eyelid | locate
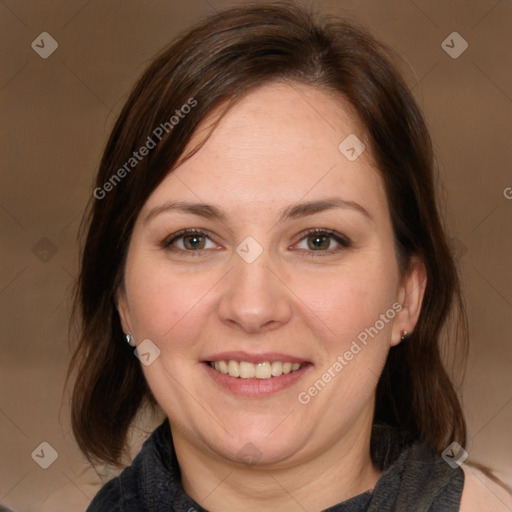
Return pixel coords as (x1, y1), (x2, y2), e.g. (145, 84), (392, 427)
(161, 228), (352, 256)
(161, 228), (220, 250)
(292, 228), (351, 257)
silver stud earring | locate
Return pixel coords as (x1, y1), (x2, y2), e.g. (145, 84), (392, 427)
(126, 333), (136, 346)
(400, 330), (409, 343)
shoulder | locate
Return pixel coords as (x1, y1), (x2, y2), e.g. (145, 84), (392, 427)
(86, 465), (144, 511)
(86, 420), (171, 511)
(459, 464), (512, 512)
(86, 475), (122, 512)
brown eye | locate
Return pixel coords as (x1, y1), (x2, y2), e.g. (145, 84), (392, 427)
(295, 229), (351, 257)
(307, 233), (331, 250)
(182, 233), (206, 250)
(162, 229), (217, 254)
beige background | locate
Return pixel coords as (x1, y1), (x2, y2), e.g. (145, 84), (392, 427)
(1, 0), (511, 510)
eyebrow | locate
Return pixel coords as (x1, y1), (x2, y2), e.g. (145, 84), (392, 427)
(144, 196), (373, 225)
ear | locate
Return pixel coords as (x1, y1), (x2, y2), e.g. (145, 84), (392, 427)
(391, 256), (427, 346)
(115, 284), (133, 335)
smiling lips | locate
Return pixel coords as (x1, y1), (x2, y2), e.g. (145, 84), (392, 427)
(209, 360), (303, 379)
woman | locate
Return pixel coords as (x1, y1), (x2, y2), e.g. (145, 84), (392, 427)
(67, 2), (512, 510)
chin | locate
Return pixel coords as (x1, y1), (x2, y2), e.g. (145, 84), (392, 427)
(210, 422), (305, 467)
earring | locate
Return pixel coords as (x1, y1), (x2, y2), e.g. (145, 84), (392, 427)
(400, 330), (409, 343)
(126, 333), (136, 346)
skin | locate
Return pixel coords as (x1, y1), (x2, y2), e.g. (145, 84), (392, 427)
(117, 81), (427, 511)
(460, 465), (512, 511)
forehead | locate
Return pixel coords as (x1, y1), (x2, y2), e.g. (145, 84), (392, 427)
(142, 81), (387, 217)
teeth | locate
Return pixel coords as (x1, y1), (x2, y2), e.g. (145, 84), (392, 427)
(239, 361), (255, 378)
(255, 362), (272, 379)
(218, 360), (228, 374)
(209, 359), (303, 379)
(228, 360), (240, 377)
(271, 361), (282, 376)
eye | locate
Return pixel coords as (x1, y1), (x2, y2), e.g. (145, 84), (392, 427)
(162, 228), (351, 258)
(293, 228), (351, 257)
(162, 229), (219, 255)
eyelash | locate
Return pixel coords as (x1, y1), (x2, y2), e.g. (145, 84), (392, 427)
(161, 228), (352, 258)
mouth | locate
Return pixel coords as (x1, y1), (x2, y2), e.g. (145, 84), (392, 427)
(207, 360), (305, 379)
(202, 353), (312, 396)
(201, 350), (313, 396)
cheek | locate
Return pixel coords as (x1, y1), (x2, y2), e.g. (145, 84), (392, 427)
(124, 253), (221, 349)
(124, 238), (399, 361)
(300, 258), (398, 348)
(292, 264), (397, 421)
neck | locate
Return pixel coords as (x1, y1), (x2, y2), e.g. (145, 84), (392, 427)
(171, 416), (380, 512)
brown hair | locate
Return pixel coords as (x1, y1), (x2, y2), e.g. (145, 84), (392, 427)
(66, 0), (468, 468)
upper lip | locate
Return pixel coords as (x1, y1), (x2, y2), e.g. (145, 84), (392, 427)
(203, 351), (310, 364)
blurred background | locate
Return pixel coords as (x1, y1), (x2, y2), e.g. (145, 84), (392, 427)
(1, 0), (511, 510)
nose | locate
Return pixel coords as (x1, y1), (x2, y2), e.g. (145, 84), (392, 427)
(217, 249), (293, 334)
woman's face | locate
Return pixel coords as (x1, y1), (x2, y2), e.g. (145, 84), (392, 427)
(117, 82), (422, 467)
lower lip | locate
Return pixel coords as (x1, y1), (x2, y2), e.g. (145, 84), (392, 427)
(202, 362), (312, 396)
